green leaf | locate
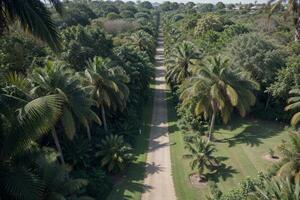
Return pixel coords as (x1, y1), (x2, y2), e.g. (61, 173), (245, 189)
(226, 84), (238, 106)
(291, 112), (300, 127)
(62, 108), (76, 140)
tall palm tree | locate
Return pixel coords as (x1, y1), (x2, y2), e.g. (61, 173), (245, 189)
(179, 56), (259, 141)
(31, 61), (100, 164)
(166, 41), (201, 85)
(285, 89), (300, 127)
(84, 56), (130, 132)
(276, 132), (300, 178)
(183, 137), (218, 181)
(269, 0), (300, 41)
(0, 0), (63, 49)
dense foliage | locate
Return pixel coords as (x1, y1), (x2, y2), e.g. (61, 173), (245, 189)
(0, 1), (159, 199)
(161, 1), (300, 199)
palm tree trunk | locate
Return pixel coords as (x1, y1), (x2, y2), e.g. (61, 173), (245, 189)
(265, 93), (271, 111)
(101, 104), (108, 132)
(51, 128), (66, 165)
(208, 102), (217, 142)
(0, 11), (7, 36)
(295, 16), (300, 41)
(198, 167), (204, 182)
(86, 125), (91, 141)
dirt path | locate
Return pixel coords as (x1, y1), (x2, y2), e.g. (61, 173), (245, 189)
(141, 34), (176, 200)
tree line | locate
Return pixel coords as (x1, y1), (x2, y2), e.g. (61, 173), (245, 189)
(0, 1), (159, 199)
(161, 1), (300, 198)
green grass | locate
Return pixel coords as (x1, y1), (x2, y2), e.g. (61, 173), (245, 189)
(166, 89), (290, 200)
(107, 87), (154, 200)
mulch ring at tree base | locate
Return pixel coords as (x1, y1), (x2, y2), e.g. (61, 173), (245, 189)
(189, 172), (208, 188)
(262, 154), (281, 162)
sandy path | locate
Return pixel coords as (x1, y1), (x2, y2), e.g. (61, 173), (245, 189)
(141, 34), (177, 200)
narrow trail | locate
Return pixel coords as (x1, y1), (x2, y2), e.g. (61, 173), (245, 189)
(141, 33), (177, 200)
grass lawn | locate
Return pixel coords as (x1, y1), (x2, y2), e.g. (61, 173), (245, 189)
(107, 86), (154, 200)
(166, 89), (290, 200)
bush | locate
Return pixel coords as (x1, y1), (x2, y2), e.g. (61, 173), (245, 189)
(73, 169), (113, 200)
(228, 33), (284, 86)
(103, 19), (138, 34)
(61, 25), (113, 71)
(120, 10), (135, 18)
(96, 135), (133, 173)
(63, 135), (92, 169)
(173, 14), (184, 22)
(0, 32), (46, 74)
(106, 12), (120, 20)
(194, 14), (224, 36)
(134, 12), (151, 19)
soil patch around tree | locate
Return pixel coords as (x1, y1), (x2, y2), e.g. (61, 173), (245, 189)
(189, 173), (208, 188)
(263, 154), (281, 162)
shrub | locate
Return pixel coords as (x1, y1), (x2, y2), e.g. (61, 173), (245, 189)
(96, 135), (133, 173)
(120, 10), (134, 18)
(106, 12), (120, 20)
(63, 135), (92, 169)
(73, 169), (113, 200)
(103, 19), (138, 34)
(194, 14), (224, 36)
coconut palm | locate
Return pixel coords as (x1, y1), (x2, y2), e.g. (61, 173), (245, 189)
(31, 61), (100, 164)
(0, 0), (63, 49)
(166, 41), (201, 85)
(252, 176), (300, 200)
(269, 0), (300, 41)
(96, 134), (133, 173)
(84, 56), (130, 132)
(285, 89), (300, 127)
(179, 56), (259, 141)
(183, 137), (218, 181)
(276, 132), (300, 178)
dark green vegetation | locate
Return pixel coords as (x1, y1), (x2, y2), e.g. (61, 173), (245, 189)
(0, 1), (159, 199)
(162, 1), (300, 200)
(107, 85), (154, 200)
(3, 1), (300, 200)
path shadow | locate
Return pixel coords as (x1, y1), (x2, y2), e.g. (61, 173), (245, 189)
(109, 161), (154, 200)
(148, 136), (170, 152)
(144, 162), (163, 176)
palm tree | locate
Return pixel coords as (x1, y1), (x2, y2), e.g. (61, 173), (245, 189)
(252, 176), (300, 200)
(0, 87), (63, 199)
(31, 61), (100, 164)
(127, 30), (155, 58)
(0, 0), (63, 49)
(285, 89), (300, 127)
(84, 56), (130, 132)
(166, 41), (201, 85)
(183, 137), (218, 181)
(269, 0), (300, 41)
(96, 134), (133, 173)
(276, 132), (300, 178)
(179, 56), (259, 141)
(35, 154), (93, 200)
